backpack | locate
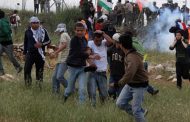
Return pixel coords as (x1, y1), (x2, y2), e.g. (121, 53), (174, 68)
(132, 37), (145, 56)
(10, 15), (16, 24)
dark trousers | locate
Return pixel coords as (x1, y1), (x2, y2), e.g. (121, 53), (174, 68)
(108, 75), (123, 99)
(24, 52), (44, 86)
(117, 15), (123, 27)
(34, 4), (39, 14)
(176, 62), (190, 87)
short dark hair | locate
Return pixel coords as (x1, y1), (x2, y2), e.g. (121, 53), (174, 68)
(97, 18), (104, 23)
(125, 30), (133, 37)
(0, 10), (5, 19)
(94, 33), (103, 38)
(13, 10), (18, 14)
(75, 22), (85, 29)
(119, 34), (133, 49)
(175, 30), (183, 36)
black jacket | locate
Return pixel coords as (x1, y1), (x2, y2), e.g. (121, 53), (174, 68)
(23, 27), (51, 55)
(66, 36), (89, 67)
(107, 45), (125, 77)
(169, 39), (190, 63)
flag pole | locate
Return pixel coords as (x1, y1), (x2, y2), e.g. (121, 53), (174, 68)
(185, 0), (187, 23)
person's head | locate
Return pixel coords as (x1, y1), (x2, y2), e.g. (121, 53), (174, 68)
(174, 3), (178, 7)
(168, 0), (173, 4)
(77, 17), (83, 22)
(124, 27), (137, 37)
(119, 34), (133, 51)
(74, 22), (85, 38)
(112, 33), (121, 48)
(97, 18), (104, 24)
(93, 30), (104, 46)
(125, 30), (134, 37)
(29, 16), (40, 30)
(0, 10), (5, 19)
(175, 30), (183, 40)
(125, 0), (129, 3)
(153, 1), (156, 6)
(55, 23), (67, 34)
(13, 10), (18, 14)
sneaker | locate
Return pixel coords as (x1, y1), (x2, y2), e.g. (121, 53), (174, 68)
(16, 67), (23, 73)
(63, 96), (68, 103)
(151, 89), (159, 95)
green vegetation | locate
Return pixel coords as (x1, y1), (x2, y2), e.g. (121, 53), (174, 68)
(1, 51), (190, 122)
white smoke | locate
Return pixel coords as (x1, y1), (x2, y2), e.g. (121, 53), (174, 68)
(142, 4), (183, 52)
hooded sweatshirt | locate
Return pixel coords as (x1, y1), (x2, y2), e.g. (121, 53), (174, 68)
(0, 18), (12, 45)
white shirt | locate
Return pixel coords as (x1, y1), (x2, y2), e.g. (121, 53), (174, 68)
(88, 40), (108, 72)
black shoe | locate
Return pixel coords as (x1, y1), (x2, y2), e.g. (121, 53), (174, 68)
(63, 96), (68, 103)
(151, 89), (159, 95)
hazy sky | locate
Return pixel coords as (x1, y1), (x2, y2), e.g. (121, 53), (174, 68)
(0, 0), (189, 11)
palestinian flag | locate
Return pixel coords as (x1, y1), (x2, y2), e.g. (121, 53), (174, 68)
(98, 0), (113, 12)
(137, 0), (149, 12)
(137, 0), (143, 12)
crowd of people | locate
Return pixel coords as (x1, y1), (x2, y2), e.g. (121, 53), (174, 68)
(1, 0), (190, 122)
(34, 0), (51, 14)
(90, 0), (190, 29)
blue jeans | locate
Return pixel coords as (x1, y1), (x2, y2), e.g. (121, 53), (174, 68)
(64, 66), (87, 104)
(0, 44), (21, 75)
(108, 75), (123, 99)
(87, 72), (108, 106)
(52, 62), (68, 93)
(116, 84), (147, 122)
